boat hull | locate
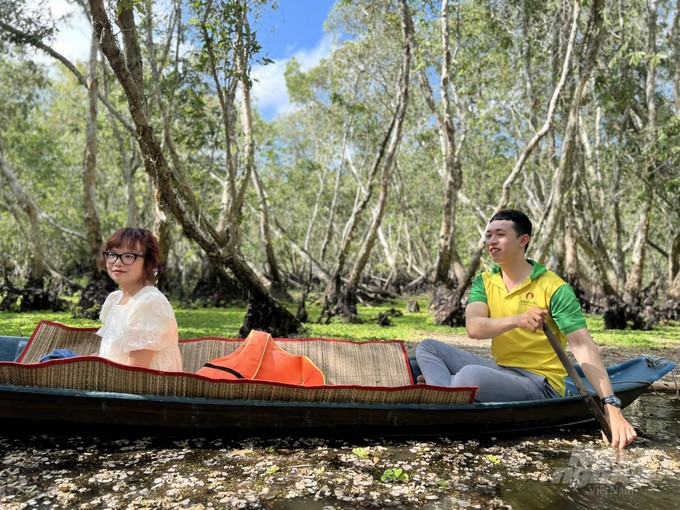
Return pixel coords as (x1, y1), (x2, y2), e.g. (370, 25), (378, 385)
(0, 382), (647, 438)
(0, 330), (674, 438)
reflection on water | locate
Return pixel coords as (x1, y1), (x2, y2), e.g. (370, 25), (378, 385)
(628, 392), (680, 439)
(500, 394), (680, 510)
(499, 478), (680, 510)
(275, 394), (680, 510)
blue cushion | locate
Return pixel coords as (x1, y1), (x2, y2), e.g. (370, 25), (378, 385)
(39, 349), (80, 362)
(0, 336), (28, 362)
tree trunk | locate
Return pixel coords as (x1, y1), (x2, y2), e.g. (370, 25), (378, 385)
(321, 0), (413, 321)
(252, 167), (289, 299)
(612, 0), (659, 331)
(625, 0), (657, 296)
(378, 223), (405, 292)
(563, 215), (589, 307)
(273, 217), (332, 284)
(238, 19), (285, 298)
(89, 0), (300, 336)
(0, 138), (72, 312)
(534, 0), (604, 260)
(429, 1), (584, 326)
(497, 0), (582, 211)
(189, 259), (246, 307)
(432, 1), (582, 323)
(319, 120), (352, 263)
(83, 19), (102, 277)
(672, 0), (680, 113)
(100, 64), (141, 226)
(670, 2), (680, 304)
(414, 0), (467, 324)
(0, 134), (45, 285)
(154, 212), (172, 291)
(668, 234), (680, 300)
(418, 0), (465, 288)
(199, 1), (241, 249)
(74, 2), (110, 319)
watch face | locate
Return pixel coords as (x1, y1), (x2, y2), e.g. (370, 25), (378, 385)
(603, 395), (622, 408)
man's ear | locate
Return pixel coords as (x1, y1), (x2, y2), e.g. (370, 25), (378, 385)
(519, 234), (530, 248)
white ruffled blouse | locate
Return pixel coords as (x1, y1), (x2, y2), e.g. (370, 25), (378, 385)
(96, 286), (183, 372)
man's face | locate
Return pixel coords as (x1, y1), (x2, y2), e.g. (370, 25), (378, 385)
(484, 220), (528, 263)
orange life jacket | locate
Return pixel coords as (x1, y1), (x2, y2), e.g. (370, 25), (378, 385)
(196, 330), (325, 386)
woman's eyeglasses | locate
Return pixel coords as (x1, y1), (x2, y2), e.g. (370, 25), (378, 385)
(102, 251), (144, 265)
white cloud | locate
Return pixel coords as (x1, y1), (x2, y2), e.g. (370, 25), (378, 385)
(251, 34), (334, 119)
(26, 1), (335, 120)
(28, 0), (91, 66)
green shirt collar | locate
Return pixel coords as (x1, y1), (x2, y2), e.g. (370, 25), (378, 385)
(490, 259), (547, 279)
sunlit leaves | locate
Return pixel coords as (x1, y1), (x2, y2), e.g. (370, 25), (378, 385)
(188, 0), (266, 86)
(117, 0), (145, 16)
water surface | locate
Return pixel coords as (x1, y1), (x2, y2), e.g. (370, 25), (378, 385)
(0, 393), (677, 509)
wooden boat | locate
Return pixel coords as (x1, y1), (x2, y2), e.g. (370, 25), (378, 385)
(0, 320), (674, 438)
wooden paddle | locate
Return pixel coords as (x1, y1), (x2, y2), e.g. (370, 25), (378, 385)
(542, 323), (612, 443)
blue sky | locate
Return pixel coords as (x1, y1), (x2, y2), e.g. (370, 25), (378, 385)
(255, 0), (336, 60)
(250, 0), (338, 119)
(43, 0), (338, 120)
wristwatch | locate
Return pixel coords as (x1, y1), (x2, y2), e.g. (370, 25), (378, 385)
(601, 394), (622, 408)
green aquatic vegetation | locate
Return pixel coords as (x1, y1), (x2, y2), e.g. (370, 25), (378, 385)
(486, 454), (501, 465)
(0, 298), (677, 350)
(0, 311), (100, 337)
(585, 315), (680, 348)
(381, 467), (409, 483)
(352, 447), (370, 458)
(296, 294), (465, 341)
(174, 307), (244, 338)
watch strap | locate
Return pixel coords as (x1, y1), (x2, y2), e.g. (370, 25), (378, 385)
(601, 394), (622, 408)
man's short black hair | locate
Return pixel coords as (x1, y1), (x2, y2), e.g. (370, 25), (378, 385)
(489, 209), (532, 251)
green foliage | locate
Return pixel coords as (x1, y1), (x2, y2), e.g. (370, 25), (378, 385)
(486, 454), (501, 465)
(174, 307), (245, 338)
(1, 304), (677, 349)
(0, 311), (99, 338)
(1, 0), (679, 328)
(284, 58), (314, 105)
(188, 0), (266, 86)
(0, 0), (56, 43)
(585, 315), (680, 348)
(297, 295), (466, 342)
(380, 467), (409, 483)
(117, 0), (144, 16)
(352, 447), (370, 458)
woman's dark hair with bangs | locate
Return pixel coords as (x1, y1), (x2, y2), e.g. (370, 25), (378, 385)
(104, 228), (161, 284)
(489, 209), (533, 252)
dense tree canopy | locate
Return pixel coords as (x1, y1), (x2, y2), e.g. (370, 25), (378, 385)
(0, 0), (678, 332)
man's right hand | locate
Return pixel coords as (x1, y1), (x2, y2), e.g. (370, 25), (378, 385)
(515, 307), (548, 332)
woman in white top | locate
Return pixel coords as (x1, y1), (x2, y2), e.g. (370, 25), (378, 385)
(97, 228), (183, 372)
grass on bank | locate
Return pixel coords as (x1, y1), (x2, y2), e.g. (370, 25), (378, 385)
(0, 295), (678, 349)
(0, 295), (451, 340)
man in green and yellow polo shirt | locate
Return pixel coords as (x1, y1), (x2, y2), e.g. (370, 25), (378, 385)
(416, 209), (636, 448)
